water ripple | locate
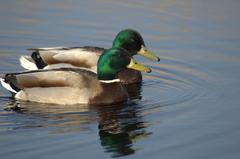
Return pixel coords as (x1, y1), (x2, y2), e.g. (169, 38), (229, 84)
(141, 57), (209, 112)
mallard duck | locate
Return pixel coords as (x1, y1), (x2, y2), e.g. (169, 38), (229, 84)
(19, 29), (160, 84)
(1, 48), (151, 105)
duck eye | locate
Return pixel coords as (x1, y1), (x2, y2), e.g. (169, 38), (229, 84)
(130, 38), (135, 43)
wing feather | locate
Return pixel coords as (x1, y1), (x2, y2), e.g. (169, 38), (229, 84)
(2, 68), (99, 90)
(30, 47), (104, 68)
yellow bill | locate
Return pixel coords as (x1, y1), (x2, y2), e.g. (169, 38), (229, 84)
(138, 45), (160, 62)
(127, 58), (152, 73)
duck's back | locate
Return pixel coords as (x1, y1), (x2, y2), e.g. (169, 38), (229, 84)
(31, 46), (105, 69)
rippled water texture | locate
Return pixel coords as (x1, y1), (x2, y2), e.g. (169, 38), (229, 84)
(0, 0), (240, 158)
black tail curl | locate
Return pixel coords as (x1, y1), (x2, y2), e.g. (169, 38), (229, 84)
(31, 51), (47, 69)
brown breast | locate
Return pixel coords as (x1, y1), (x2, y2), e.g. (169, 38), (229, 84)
(117, 69), (142, 85)
(89, 82), (128, 106)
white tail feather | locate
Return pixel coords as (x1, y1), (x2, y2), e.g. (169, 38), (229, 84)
(0, 78), (17, 93)
(19, 56), (38, 70)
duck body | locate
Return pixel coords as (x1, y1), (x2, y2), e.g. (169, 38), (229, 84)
(20, 46), (103, 72)
(1, 68), (128, 105)
(19, 29), (160, 84)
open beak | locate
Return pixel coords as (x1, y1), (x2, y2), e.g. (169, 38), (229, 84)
(138, 45), (160, 62)
(127, 58), (152, 73)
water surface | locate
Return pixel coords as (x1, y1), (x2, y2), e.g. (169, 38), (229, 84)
(0, 0), (240, 158)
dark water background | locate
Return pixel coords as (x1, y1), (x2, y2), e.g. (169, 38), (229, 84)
(0, 0), (240, 158)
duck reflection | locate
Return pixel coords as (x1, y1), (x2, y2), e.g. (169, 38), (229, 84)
(95, 102), (151, 157)
(4, 82), (150, 157)
(5, 100), (95, 133)
(124, 82), (142, 100)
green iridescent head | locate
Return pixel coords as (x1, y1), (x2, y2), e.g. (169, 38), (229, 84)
(97, 48), (151, 81)
(112, 29), (160, 61)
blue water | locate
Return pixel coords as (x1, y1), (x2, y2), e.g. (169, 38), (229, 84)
(0, 0), (240, 158)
